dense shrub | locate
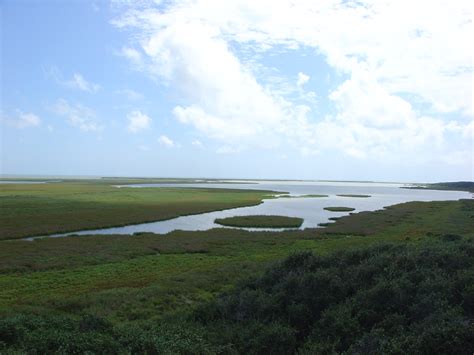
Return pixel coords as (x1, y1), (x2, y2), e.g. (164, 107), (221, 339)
(196, 237), (474, 354)
(0, 314), (218, 354)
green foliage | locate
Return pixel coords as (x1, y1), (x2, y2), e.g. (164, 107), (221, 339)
(195, 238), (474, 353)
(215, 215), (304, 228)
(0, 314), (219, 354)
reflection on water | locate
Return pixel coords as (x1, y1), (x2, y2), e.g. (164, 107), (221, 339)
(33, 181), (471, 239)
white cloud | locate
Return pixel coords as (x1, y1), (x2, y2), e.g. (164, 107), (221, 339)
(127, 110), (151, 132)
(65, 73), (100, 93)
(47, 67), (100, 93)
(158, 135), (175, 147)
(119, 46), (143, 66)
(1, 111), (41, 129)
(296, 72), (310, 87)
(113, 0), (473, 166)
(51, 99), (102, 131)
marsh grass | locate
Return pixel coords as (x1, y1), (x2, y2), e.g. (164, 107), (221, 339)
(0, 192), (473, 353)
(214, 215), (303, 228)
(280, 194), (328, 198)
(0, 184), (275, 240)
(324, 206), (356, 212)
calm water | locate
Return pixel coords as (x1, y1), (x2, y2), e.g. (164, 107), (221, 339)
(31, 181), (471, 239)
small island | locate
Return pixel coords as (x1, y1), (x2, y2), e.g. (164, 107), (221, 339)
(215, 215), (304, 228)
(337, 194), (371, 198)
(318, 222), (332, 227)
(324, 207), (356, 212)
(280, 194), (329, 198)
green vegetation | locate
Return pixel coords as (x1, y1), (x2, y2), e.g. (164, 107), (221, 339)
(403, 181), (474, 193)
(317, 222), (332, 227)
(215, 215), (304, 228)
(2, 233), (472, 353)
(324, 206), (355, 212)
(0, 178), (473, 353)
(194, 237), (474, 354)
(0, 183), (275, 240)
(337, 194), (371, 198)
(1, 200), (472, 314)
(280, 194), (328, 198)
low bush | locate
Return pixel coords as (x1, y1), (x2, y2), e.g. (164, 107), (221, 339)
(195, 237), (474, 354)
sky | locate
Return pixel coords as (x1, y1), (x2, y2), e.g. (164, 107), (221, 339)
(1, 0), (473, 182)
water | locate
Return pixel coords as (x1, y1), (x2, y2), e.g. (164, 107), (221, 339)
(31, 181), (471, 239)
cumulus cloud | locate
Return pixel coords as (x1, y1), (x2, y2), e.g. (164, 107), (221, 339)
(158, 135), (175, 147)
(1, 111), (41, 128)
(127, 110), (151, 132)
(112, 0), (473, 165)
(51, 99), (102, 131)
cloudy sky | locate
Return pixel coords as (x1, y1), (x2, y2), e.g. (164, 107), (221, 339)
(2, 0), (473, 182)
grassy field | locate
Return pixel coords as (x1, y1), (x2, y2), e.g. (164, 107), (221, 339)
(214, 215), (304, 228)
(0, 183), (275, 240)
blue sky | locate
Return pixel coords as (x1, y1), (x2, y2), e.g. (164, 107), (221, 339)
(1, 0), (472, 182)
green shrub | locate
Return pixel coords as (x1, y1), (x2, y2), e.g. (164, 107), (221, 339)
(195, 237), (474, 353)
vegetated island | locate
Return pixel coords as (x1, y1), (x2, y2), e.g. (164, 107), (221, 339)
(317, 222), (332, 227)
(402, 181), (474, 193)
(215, 215), (304, 228)
(324, 207), (356, 212)
(336, 194), (371, 198)
(279, 194), (328, 198)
